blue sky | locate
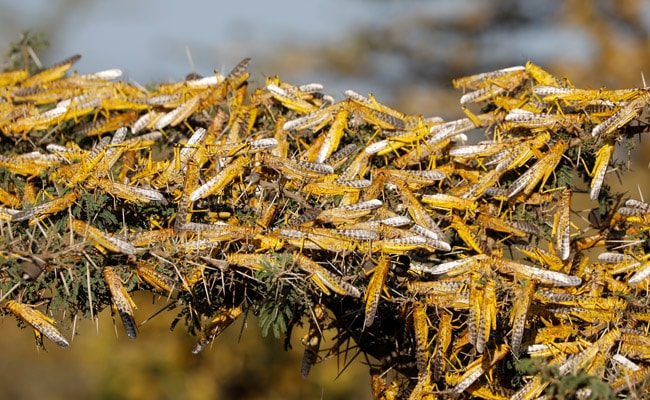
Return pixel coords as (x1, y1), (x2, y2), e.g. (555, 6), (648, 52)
(2, 0), (647, 114)
(0, 0), (453, 82)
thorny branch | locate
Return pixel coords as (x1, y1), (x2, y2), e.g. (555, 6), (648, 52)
(1, 40), (650, 398)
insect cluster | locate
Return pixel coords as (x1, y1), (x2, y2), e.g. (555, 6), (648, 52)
(1, 53), (650, 399)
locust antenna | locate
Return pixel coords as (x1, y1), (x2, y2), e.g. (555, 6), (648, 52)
(642, 71), (647, 89)
(185, 44), (196, 75)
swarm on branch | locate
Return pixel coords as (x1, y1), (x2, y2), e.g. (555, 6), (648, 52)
(2, 42), (650, 398)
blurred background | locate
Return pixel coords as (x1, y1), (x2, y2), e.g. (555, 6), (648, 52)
(1, 0), (650, 399)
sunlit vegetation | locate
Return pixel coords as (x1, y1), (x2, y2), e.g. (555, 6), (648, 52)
(4, 33), (650, 398)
